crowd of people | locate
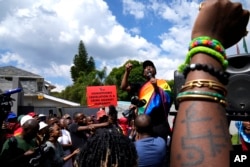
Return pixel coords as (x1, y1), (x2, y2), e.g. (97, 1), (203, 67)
(0, 0), (249, 167)
(0, 106), (137, 167)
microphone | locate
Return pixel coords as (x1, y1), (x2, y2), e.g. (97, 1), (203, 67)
(147, 72), (153, 79)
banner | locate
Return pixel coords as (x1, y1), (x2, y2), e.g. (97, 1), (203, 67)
(86, 85), (117, 108)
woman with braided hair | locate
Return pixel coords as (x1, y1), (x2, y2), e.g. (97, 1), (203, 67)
(78, 128), (138, 167)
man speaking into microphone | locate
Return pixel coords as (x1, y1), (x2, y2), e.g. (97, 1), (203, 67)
(121, 60), (173, 141)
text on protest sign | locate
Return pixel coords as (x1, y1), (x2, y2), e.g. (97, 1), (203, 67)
(86, 85), (117, 108)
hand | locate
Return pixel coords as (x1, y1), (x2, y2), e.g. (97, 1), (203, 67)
(125, 62), (133, 73)
(149, 78), (157, 87)
(192, 0), (249, 49)
(24, 149), (35, 156)
(129, 104), (136, 110)
(88, 125), (95, 130)
(73, 148), (80, 155)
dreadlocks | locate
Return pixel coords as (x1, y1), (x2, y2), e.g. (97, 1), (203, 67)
(78, 128), (138, 167)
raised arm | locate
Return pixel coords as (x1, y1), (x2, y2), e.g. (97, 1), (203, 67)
(120, 62), (133, 91)
(78, 122), (109, 131)
(170, 1), (249, 167)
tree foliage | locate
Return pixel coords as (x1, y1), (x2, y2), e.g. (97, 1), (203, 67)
(70, 40), (95, 83)
(105, 60), (146, 101)
(52, 40), (175, 106)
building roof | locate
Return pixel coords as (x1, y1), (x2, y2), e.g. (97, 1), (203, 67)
(43, 94), (80, 106)
(0, 66), (78, 107)
(0, 66), (56, 92)
(24, 94), (81, 106)
(0, 66), (41, 78)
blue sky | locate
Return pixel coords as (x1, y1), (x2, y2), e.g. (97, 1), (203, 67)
(0, 0), (249, 92)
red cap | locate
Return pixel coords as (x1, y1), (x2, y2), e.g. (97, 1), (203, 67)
(96, 109), (107, 120)
(28, 112), (37, 117)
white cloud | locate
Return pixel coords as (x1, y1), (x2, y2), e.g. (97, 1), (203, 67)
(123, 0), (145, 19)
(51, 83), (67, 92)
(0, 52), (25, 64)
(129, 27), (141, 35)
(0, 0), (249, 93)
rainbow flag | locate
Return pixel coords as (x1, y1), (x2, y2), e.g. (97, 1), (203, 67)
(138, 79), (172, 116)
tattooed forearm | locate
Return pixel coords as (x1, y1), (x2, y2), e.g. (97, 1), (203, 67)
(176, 102), (230, 167)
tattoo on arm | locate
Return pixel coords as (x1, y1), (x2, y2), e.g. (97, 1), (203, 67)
(176, 102), (230, 167)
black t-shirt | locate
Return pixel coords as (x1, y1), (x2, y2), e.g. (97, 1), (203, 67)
(68, 123), (87, 150)
(130, 82), (144, 97)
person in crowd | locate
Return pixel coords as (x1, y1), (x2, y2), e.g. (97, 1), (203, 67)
(135, 114), (167, 167)
(85, 116), (95, 137)
(28, 112), (39, 121)
(170, 0), (249, 167)
(2, 111), (20, 139)
(63, 114), (73, 126)
(37, 121), (48, 146)
(95, 105), (124, 135)
(86, 116), (94, 125)
(48, 116), (59, 125)
(128, 119), (136, 141)
(38, 114), (47, 122)
(68, 112), (110, 151)
(235, 120), (250, 151)
(107, 105), (123, 133)
(58, 118), (74, 167)
(0, 118), (39, 167)
(118, 116), (129, 136)
(96, 107), (108, 123)
(14, 114), (33, 137)
(67, 112), (88, 151)
(78, 127), (138, 167)
(13, 114), (25, 136)
(41, 122), (79, 167)
(121, 60), (173, 141)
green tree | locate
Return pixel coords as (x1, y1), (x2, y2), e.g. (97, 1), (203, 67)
(105, 60), (145, 101)
(87, 56), (96, 72)
(167, 79), (174, 91)
(76, 70), (105, 105)
(105, 60), (175, 102)
(54, 40), (99, 105)
(70, 40), (95, 82)
(53, 40), (176, 105)
(95, 67), (107, 86)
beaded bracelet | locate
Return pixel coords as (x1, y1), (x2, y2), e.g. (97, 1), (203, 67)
(176, 94), (227, 107)
(181, 79), (227, 96)
(189, 36), (226, 59)
(188, 46), (228, 69)
(178, 37), (228, 72)
(182, 63), (230, 85)
(177, 90), (225, 100)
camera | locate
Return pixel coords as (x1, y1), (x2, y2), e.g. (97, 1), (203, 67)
(122, 96), (146, 119)
(0, 88), (22, 131)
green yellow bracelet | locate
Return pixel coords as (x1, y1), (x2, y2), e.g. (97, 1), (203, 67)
(176, 94), (227, 107)
(179, 46), (228, 71)
(178, 36), (227, 72)
(177, 90), (225, 99)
